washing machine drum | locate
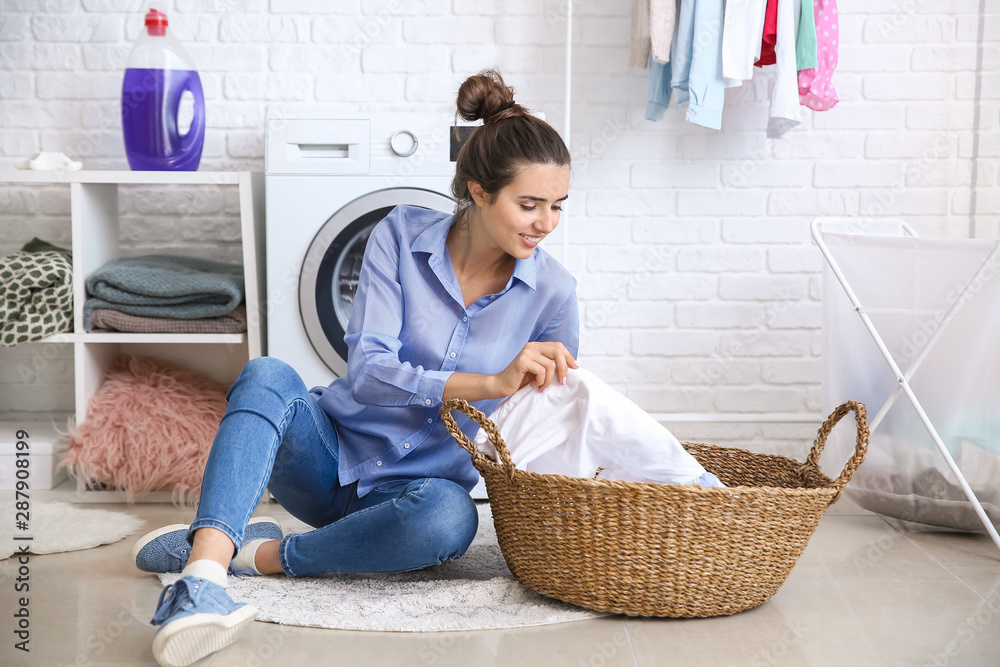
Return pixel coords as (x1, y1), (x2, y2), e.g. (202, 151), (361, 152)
(299, 188), (454, 378)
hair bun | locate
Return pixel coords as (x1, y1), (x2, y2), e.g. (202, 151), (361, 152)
(450, 68), (571, 219)
(456, 68), (521, 124)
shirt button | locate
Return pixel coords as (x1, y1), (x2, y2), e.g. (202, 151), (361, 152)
(427, 418), (433, 424)
(462, 316), (468, 322)
(489, 295), (495, 300)
(424, 398), (431, 405)
(404, 443), (410, 449)
(450, 352), (456, 358)
(376, 461), (382, 466)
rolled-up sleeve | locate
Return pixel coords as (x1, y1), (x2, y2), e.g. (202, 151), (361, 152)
(346, 218), (452, 407)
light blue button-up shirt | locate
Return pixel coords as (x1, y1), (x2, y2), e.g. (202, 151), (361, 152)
(309, 205), (579, 496)
(671, 0), (726, 131)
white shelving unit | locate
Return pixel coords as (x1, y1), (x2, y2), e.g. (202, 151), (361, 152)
(1, 170), (265, 502)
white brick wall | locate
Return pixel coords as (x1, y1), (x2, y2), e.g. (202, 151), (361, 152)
(0, 0), (997, 453)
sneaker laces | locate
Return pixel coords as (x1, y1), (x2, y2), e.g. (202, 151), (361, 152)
(151, 577), (205, 627)
(169, 544), (192, 571)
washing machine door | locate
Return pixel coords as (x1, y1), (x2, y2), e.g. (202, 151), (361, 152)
(299, 188), (454, 378)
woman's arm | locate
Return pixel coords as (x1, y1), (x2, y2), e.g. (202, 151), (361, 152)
(442, 372), (499, 402)
(346, 213), (453, 407)
(444, 340), (579, 401)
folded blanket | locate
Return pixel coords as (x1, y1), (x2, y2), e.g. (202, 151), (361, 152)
(22, 237), (72, 258)
(0, 238), (74, 347)
(90, 304), (247, 334)
(83, 255), (244, 330)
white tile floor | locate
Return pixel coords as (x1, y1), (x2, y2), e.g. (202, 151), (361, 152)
(2, 496), (999, 667)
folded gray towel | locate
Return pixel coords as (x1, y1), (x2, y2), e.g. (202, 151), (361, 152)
(84, 255), (244, 330)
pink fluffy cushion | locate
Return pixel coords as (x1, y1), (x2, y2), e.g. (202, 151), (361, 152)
(63, 354), (229, 503)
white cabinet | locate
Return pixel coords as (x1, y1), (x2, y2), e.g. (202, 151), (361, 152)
(0, 170), (265, 501)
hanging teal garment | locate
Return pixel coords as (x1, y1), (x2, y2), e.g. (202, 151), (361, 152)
(796, 0), (818, 71)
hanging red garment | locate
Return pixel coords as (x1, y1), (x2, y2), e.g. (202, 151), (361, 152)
(755, 0), (779, 67)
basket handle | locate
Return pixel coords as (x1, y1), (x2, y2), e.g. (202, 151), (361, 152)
(803, 400), (870, 502)
(440, 398), (516, 482)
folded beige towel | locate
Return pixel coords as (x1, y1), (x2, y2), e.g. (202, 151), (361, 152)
(89, 304), (247, 334)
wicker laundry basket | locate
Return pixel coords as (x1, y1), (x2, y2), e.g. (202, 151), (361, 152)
(441, 399), (869, 618)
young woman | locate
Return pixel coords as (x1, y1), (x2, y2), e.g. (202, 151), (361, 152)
(134, 69), (579, 667)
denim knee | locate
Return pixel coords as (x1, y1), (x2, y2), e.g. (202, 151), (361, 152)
(227, 356), (305, 402)
(234, 356), (298, 385)
(412, 479), (479, 558)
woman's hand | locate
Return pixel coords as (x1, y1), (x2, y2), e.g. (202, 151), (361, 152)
(490, 341), (579, 398)
(442, 342), (579, 402)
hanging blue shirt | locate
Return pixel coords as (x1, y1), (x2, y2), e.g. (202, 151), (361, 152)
(646, 56), (673, 121)
(671, 0), (726, 131)
(309, 205), (579, 497)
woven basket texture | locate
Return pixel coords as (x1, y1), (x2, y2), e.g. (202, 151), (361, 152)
(441, 399), (869, 618)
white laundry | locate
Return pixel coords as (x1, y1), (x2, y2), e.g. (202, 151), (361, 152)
(472, 368), (713, 486)
(766, 0), (803, 138)
(721, 0), (768, 81)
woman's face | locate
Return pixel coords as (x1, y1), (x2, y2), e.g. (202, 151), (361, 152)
(471, 163), (570, 260)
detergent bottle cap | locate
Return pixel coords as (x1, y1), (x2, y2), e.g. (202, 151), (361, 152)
(145, 8), (168, 37)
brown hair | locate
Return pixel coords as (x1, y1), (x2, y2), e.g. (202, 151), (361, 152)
(451, 68), (571, 219)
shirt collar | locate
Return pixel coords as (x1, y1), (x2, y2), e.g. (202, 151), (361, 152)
(412, 213), (537, 292)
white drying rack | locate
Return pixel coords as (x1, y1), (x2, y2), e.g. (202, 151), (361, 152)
(812, 218), (1000, 555)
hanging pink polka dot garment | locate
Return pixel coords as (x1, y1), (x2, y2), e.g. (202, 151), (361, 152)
(798, 0), (838, 110)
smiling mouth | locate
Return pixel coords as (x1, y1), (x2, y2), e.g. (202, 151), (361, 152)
(520, 233), (544, 243)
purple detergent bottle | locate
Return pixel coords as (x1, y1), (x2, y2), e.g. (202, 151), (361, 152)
(121, 7), (205, 171)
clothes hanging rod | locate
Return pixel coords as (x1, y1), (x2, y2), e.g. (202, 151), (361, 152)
(562, 0), (573, 267)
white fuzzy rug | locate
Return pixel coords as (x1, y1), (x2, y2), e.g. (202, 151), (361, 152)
(160, 503), (606, 632)
(0, 501), (145, 558)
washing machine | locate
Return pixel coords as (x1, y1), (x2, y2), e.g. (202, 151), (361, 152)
(265, 113), (487, 497)
(265, 113), (462, 387)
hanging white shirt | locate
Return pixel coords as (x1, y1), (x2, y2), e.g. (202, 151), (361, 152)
(722, 0), (768, 81)
(767, 0), (802, 138)
(472, 368), (712, 486)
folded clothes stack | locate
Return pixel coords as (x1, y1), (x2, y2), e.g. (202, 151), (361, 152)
(89, 304), (247, 334)
(0, 238), (74, 347)
(83, 255), (246, 334)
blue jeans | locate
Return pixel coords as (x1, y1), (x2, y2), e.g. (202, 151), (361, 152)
(190, 357), (479, 576)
